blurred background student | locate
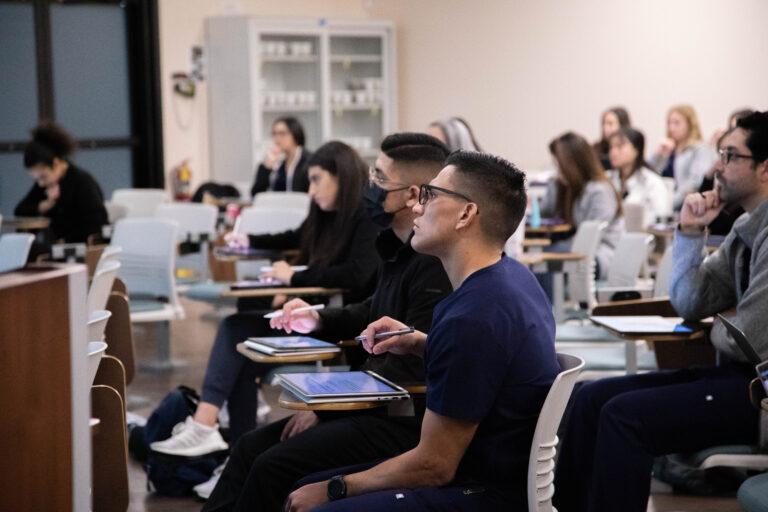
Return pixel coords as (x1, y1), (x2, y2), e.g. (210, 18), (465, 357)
(593, 106), (632, 170)
(251, 116), (312, 195)
(15, 121), (108, 244)
(650, 104), (716, 210)
(427, 116), (483, 151)
(607, 127), (672, 228)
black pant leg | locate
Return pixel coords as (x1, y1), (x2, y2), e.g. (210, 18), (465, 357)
(202, 416), (290, 512)
(234, 415), (420, 512)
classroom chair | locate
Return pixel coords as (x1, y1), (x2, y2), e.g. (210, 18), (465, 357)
(251, 191), (311, 212)
(88, 310), (112, 342)
(104, 201), (128, 224)
(96, 245), (123, 272)
(105, 291), (136, 385)
(155, 202), (218, 283)
(561, 220), (606, 312)
(623, 202), (647, 233)
(90, 383), (129, 512)
(111, 188), (169, 218)
(0, 233), (35, 273)
(87, 259), (121, 314)
(111, 218), (184, 370)
(594, 233), (655, 303)
(88, 341), (108, 387)
(528, 353), (584, 512)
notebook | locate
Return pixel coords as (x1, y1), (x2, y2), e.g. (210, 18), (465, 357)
(590, 315), (694, 335)
(230, 278), (284, 290)
(244, 336), (341, 356)
(278, 371), (409, 404)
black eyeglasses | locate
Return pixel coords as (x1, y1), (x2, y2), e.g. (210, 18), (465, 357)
(718, 148), (755, 165)
(418, 184), (475, 207)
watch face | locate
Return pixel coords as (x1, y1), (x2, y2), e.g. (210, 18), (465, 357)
(327, 475), (346, 500)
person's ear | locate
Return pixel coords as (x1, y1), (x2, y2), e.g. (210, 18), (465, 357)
(455, 203), (479, 231)
(757, 160), (768, 183)
(404, 185), (420, 208)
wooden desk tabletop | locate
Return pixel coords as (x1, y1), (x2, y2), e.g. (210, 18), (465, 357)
(525, 223), (572, 235)
(222, 286), (345, 298)
(3, 216), (50, 230)
(516, 253), (545, 266)
(592, 320), (709, 343)
(522, 239), (552, 248)
(541, 252), (585, 262)
(236, 342), (340, 363)
(278, 391), (387, 411)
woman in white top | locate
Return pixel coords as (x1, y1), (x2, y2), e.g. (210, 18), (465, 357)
(649, 104), (716, 210)
(608, 127), (672, 228)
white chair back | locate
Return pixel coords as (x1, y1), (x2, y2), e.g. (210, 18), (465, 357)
(527, 353), (585, 512)
(155, 202), (218, 242)
(0, 233), (35, 273)
(111, 218), (180, 309)
(653, 245), (674, 298)
(251, 192), (311, 213)
(88, 260), (121, 314)
(87, 341), (108, 386)
(661, 177), (676, 203)
(234, 206), (307, 279)
(104, 201), (128, 224)
(111, 189), (169, 218)
(87, 310), (112, 342)
(606, 233), (654, 287)
(622, 202), (646, 233)
(96, 245), (123, 273)
(564, 221), (606, 309)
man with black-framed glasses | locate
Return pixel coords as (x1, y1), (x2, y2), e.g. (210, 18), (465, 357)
(284, 151), (559, 511)
(554, 111), (768, 512)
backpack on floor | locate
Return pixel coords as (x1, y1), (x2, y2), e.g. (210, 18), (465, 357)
(128, 386), (228, 497)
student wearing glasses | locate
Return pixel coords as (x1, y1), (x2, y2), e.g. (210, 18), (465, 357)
(251, 117), (312, 195)
(200, 133), (454, 510)
(284, 151), (559, 512)
(554, 111), (768, 512)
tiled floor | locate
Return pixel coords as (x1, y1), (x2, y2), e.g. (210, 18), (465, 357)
(124, 297), (741, 512)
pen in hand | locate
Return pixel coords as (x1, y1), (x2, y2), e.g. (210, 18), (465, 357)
(355, 327), (415, 342)
(263, 304), (325, 319)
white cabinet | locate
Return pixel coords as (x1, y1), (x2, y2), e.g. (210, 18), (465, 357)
(206, 17), (396, 188)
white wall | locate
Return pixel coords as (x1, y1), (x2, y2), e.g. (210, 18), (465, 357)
(158, 0), (768, 187)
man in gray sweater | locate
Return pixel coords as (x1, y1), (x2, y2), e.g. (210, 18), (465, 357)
(553, 111), (768, 512)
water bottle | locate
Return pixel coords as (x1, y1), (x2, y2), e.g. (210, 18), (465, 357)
(530, 196), (542, 228)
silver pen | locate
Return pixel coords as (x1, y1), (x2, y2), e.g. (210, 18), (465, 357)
(355, 327), (415, 342)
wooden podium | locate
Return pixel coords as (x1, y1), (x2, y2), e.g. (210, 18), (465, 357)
(0, 264), (90, 512)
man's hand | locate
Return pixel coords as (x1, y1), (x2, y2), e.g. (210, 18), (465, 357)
(38, 184), (60, 213)
(280, 411), (319, 441)
(360, 316), (427, 357)
(284, 480), (328, 512)
(264, 145), (283, 169)
(270, 298), (321, 334)
(656, 138), (676, 158)
(679, 189), (724, 234)
(224, 232), (249, 249)
(262, 260), (294, 284)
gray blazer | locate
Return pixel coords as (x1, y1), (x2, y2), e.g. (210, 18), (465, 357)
(670, 198), (768, 361)
(650, 143), (716, 210)
(541, 179), (625, 279)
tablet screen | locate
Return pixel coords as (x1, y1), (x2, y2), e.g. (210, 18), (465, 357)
(251, 336), (336, 349)
(279, 371), (403, 397)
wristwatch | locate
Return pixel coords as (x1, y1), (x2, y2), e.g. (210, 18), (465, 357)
(327, 475), (347, 501)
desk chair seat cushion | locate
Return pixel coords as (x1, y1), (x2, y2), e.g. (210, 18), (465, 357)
(739, 472), (768, 512)
(555, 323), (623, 343)
(183, 282), (228, 302)
(555, 344), (658, 371)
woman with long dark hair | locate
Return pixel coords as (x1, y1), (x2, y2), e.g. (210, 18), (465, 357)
(15, 122), (108, 243)
(607, 127), (672, 227)
(150, 141), (380, 455)
(593, 107), (631, 170)
(251, 116), (312, 195)
(542, 132), (625, 278)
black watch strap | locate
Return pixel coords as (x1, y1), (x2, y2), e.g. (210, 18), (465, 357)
(327, 475), (347, 501)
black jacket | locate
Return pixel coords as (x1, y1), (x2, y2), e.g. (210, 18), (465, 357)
(247, 204), (380, 304)
(14, 163), (108, 243)
(318, 230), (453, 384)
(250, 150), (312, 196)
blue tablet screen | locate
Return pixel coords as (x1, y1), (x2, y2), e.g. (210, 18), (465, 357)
(280, 372), (399, 396)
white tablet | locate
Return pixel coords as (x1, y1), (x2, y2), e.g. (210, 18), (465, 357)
(277, 371), (410, 404)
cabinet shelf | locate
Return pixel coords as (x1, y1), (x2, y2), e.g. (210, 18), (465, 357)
(330, 54), (382, 64)
(262, 105), (319, 113)
(261, 55), (317, 63)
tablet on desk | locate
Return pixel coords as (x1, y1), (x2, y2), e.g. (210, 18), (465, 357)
(230, 278), (285, 290)
(590, 315), (693, 335)
(244, 336), (341, 355)
(277, 371), (410, 404)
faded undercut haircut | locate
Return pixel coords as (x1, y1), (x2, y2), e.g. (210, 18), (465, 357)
(445, 150), (527, 246)
(381, 132), (449, 184)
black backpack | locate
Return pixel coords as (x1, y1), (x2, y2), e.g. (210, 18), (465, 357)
(128, 386), (228, 497)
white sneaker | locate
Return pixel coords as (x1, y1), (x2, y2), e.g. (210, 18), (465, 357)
(150, 416), (229, 457)
(193, 459), (227, 500)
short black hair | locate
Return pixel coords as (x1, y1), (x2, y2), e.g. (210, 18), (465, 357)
(736, 111), (768, 164)
(381, 132), (449, 164)
(274, 116), (306, 147)
(24, 121), (76, 168)
(445, 150), (527, 245)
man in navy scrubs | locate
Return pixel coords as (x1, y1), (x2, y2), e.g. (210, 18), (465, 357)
(284, 150), (560, 511)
